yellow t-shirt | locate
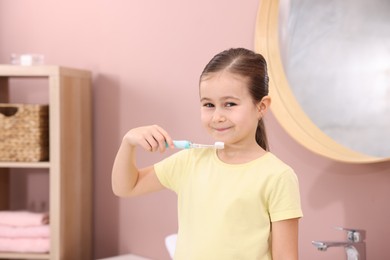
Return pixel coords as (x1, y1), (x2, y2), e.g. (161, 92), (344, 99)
(155, 148), (302, 260)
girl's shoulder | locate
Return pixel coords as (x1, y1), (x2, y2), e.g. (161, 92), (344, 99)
(260, 152), (292, 169)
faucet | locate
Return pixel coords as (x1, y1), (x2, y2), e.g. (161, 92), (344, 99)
(312, 227), (366, 260)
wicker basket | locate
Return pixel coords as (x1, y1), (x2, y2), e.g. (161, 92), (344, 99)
(0, 104), (49, 162)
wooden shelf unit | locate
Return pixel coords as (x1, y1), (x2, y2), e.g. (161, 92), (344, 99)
(0, 65), (92, 260)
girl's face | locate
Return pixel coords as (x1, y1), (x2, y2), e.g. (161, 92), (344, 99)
(200, 71), (263, 147)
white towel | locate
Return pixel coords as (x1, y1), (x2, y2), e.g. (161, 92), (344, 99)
(0, 224), (50, 238)
(0, 211), (49, 227)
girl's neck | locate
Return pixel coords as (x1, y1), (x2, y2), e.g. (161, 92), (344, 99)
(216, 143), (267, 164)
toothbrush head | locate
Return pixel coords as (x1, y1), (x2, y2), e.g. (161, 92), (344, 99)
(214, 142), (224, 149)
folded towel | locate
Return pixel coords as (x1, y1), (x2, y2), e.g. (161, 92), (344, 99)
(0, 211), (49, 227)
(0, 224), (50, 238)
(0, 237), (50, 253)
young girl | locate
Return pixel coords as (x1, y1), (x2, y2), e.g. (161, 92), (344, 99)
(112, 48), (303, 260)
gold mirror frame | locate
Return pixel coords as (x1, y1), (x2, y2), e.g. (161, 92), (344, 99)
(254, 0), (389, 163)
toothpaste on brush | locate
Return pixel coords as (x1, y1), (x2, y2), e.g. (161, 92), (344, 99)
(166, 140), (224, 149)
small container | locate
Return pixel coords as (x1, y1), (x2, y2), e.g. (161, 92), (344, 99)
(0, 104), (49, 162)
(10, 54), (45, 66)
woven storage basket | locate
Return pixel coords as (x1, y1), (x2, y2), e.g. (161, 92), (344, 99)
(0, 104), (49, 162)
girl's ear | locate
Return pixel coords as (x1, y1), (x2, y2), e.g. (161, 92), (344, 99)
(257, 96), (271, 116)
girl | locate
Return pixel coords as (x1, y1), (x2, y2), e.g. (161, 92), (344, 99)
(112, 48), (302, 260)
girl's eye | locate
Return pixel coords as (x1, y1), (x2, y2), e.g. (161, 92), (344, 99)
(225, 102), (237, 107)
(203, 103), (214, 108)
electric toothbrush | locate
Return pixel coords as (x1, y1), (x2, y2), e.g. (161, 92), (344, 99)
(166, 140), (224, 149)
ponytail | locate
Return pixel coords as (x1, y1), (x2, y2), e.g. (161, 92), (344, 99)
(256, 119), (269, 151)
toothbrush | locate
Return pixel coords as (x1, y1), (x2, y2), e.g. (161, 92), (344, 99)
(166, 140), (224, 149)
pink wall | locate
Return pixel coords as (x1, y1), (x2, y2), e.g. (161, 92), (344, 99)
(1, 1), (390, 259)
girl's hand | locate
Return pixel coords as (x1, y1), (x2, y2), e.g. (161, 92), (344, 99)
(123, 125), (174, 152)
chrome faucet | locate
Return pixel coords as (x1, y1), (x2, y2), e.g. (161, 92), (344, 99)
(312, 227), (366, 260)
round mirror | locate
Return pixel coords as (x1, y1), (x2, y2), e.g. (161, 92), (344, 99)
(255, 0), (390, 163)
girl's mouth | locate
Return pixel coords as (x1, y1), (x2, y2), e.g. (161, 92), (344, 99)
(213, 127), (231, 132)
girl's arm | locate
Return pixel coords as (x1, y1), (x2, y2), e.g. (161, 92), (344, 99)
(111, 125), (174, 197)
(271, 218), (299, 260)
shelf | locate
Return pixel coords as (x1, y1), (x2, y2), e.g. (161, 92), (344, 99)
(0, 65), (92, 260)
(0, 252), (50, 259)
(0, 65), (90, 79)
(0, 162), (50, 169)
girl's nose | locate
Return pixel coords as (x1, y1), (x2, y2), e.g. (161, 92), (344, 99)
(212, 109), (226, 122)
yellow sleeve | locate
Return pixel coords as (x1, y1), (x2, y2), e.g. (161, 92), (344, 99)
(154, 149), (191, 193)
(268, 169), (303, 222)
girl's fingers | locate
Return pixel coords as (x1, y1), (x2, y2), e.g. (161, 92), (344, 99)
(146, 125), (171, 152)
(155, 125), (174, 149)
(138, 137), (154, 152)
(125, 125), (173, 152)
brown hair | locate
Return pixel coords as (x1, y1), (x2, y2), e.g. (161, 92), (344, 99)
(200, 48), (270, 150)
